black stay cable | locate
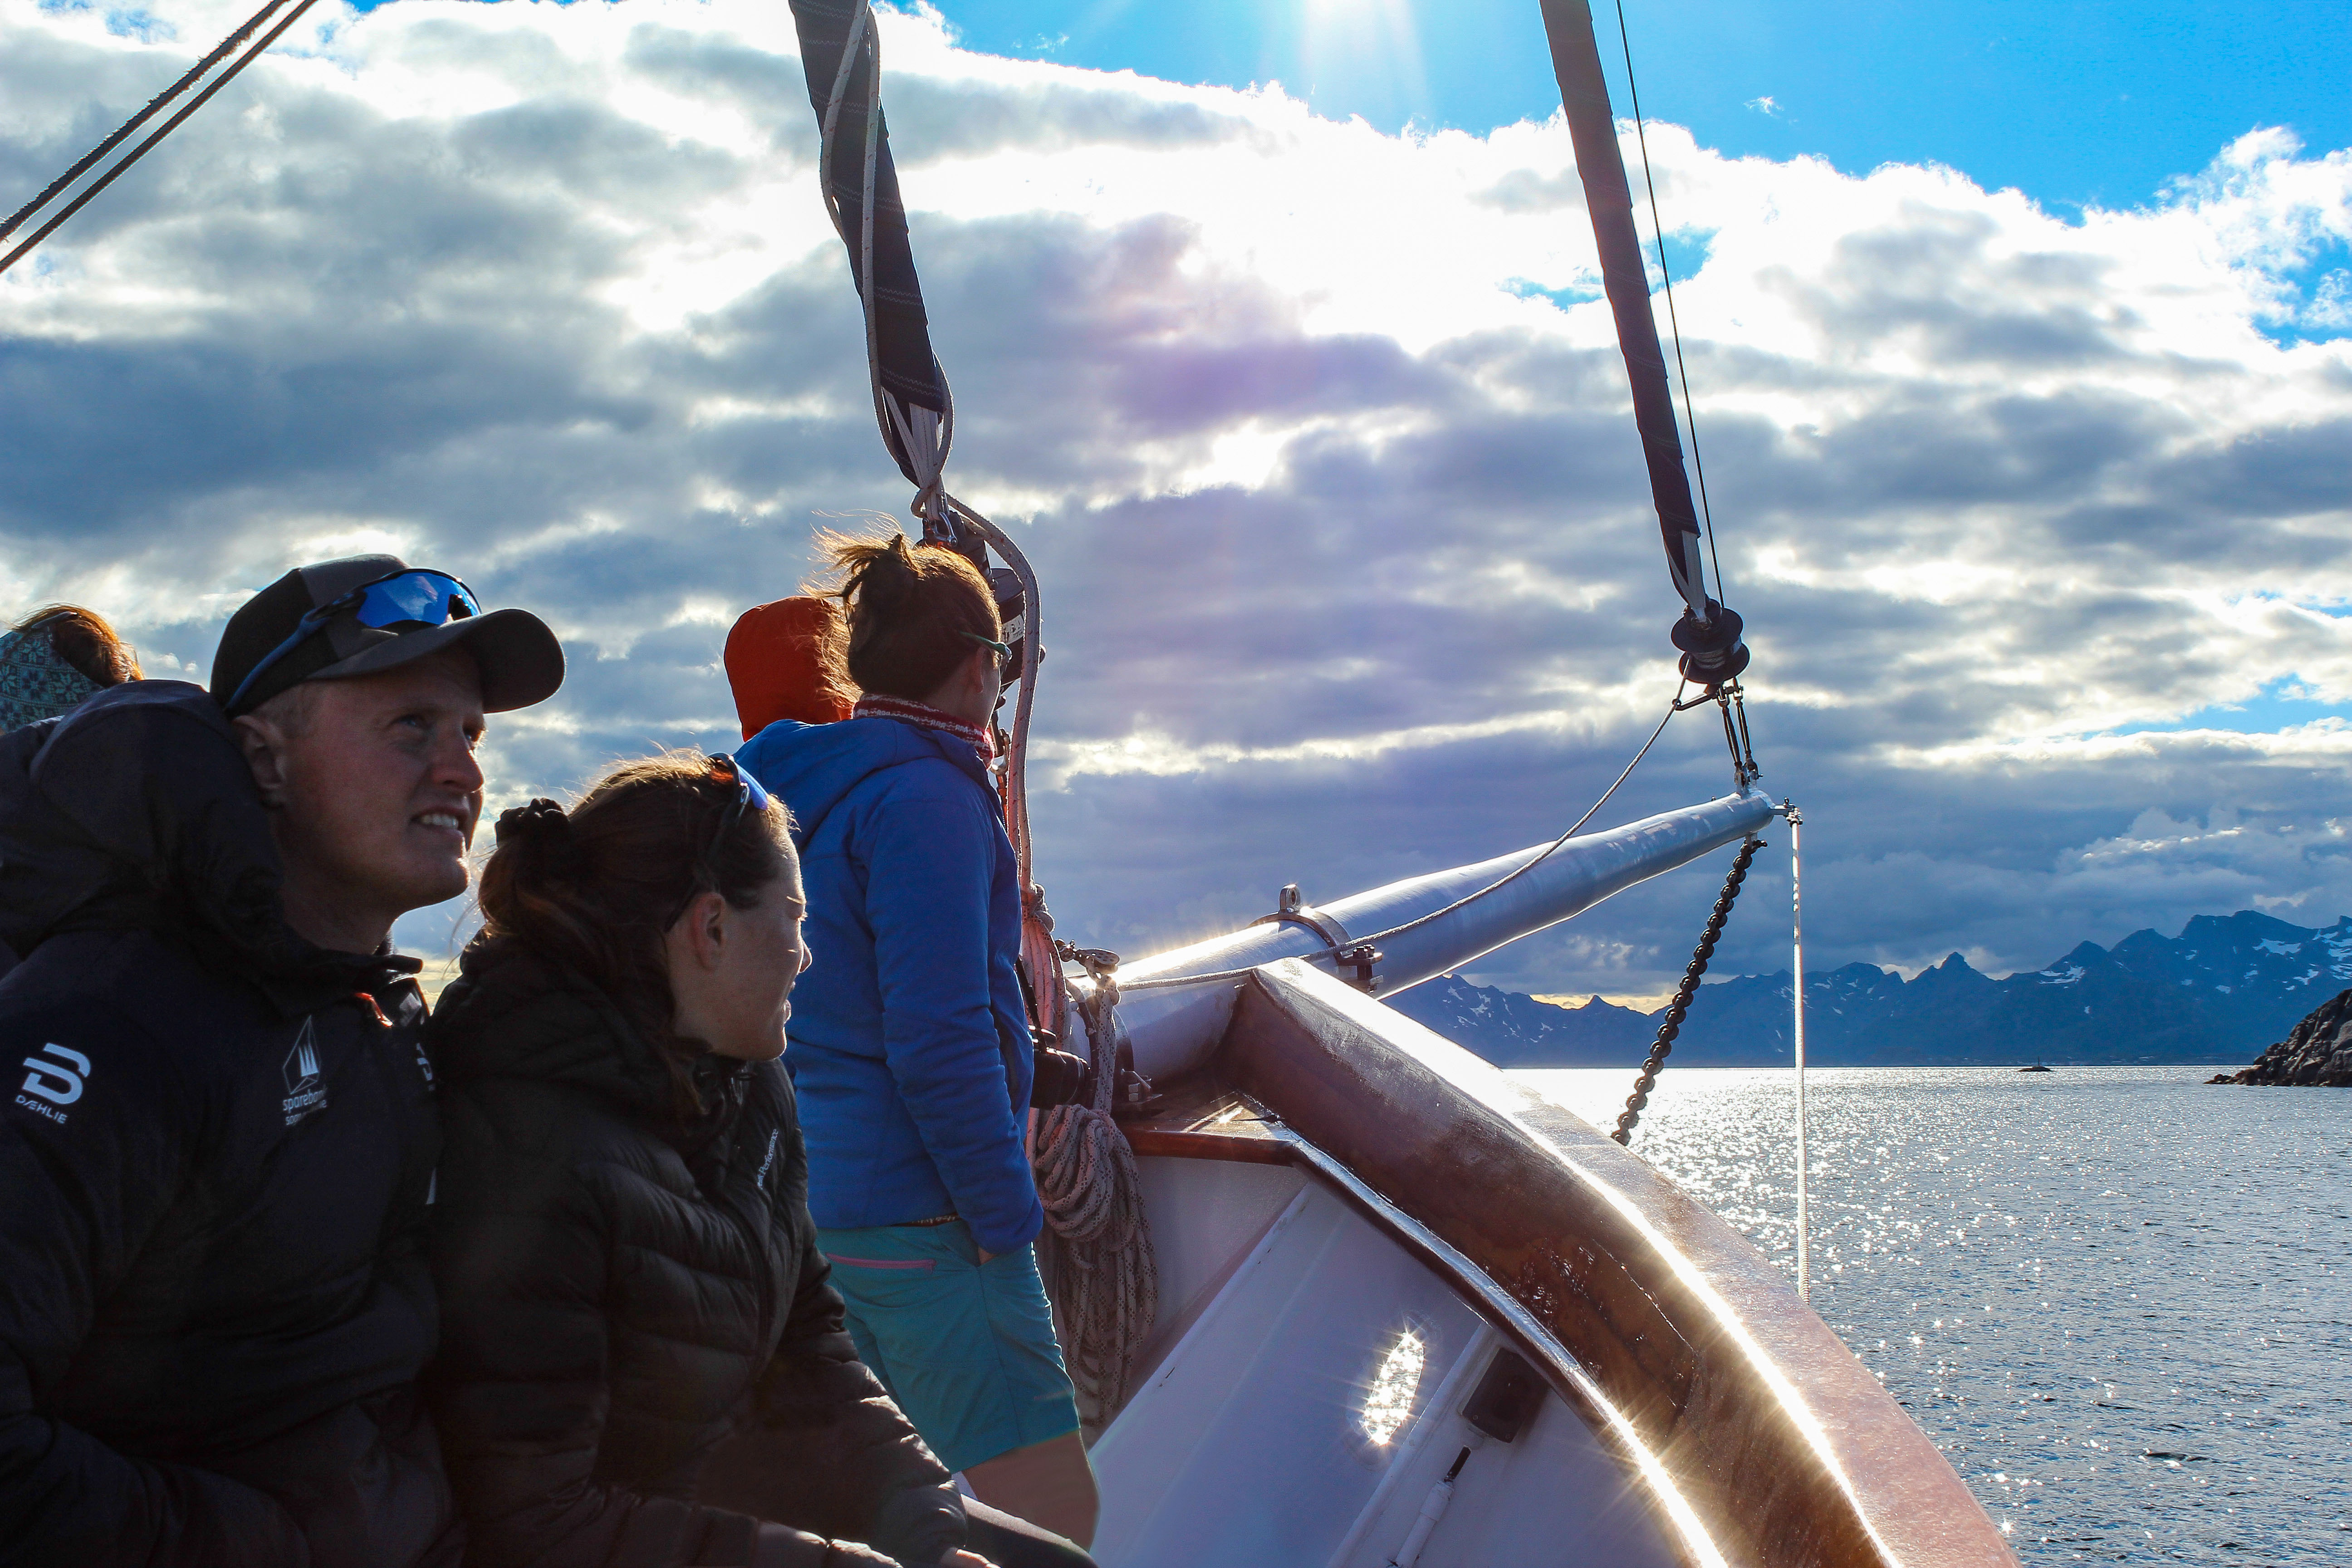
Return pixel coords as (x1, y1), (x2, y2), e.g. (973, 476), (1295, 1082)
(1610, 0), (1725, 608)
(1611, 832), (1760, 1145)
(0, 0), (318, 278)
(0, 0), (294, 245)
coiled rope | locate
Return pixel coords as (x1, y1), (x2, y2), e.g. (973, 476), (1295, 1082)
(1611, 832), (1760, 1144)
(1031, 969), (1158, 1414)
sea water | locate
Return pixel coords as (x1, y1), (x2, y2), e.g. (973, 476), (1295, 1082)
(1507, 1066), (2349, 1565)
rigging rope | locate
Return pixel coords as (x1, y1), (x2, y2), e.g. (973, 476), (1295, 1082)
(1031, 967), (1159, 1414)
(943, 498), (1043, 891)
(1609, 0), (1724, 603)
(1610, 832), (1759, 1144)
(0, 0), (321, 278)
(795, 0), (1046, 890)
(1788, 803), (1809, 1301)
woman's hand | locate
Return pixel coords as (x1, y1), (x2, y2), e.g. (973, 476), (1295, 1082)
(943, 1553), (995, 1568)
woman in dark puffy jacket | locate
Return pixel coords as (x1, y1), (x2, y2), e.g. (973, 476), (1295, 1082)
(424, 753), (1089, 1568)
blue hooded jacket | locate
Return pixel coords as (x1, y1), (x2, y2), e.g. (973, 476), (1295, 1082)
(737, 715), (1042, 1256)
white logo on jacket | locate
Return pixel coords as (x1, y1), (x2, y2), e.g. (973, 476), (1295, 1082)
(15, 1043), (88, 1123)
(281, 1019), (329, 1125)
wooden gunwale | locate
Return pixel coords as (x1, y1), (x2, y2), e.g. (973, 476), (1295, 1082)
(1124, 960), (2015, 1568)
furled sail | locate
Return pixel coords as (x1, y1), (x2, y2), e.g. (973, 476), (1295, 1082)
(1538, 0), (1749, 686)
(788, 0), (951, 489)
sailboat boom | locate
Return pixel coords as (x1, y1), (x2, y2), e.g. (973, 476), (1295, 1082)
(1096, 787), (1779, 1079)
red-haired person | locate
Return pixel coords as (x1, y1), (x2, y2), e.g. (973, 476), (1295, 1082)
(0, 603), (141, 730)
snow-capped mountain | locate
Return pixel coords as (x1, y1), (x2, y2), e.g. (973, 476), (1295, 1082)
(1384, 910), (2352, 1068)
(1380, 979), (1656, 1067)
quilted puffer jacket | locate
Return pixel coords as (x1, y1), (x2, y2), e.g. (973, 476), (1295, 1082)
(424, 941), (964, 1568)
(0, 680), (456, 1568)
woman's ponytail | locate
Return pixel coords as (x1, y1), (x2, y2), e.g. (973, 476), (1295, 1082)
(814, 526), (997, 701)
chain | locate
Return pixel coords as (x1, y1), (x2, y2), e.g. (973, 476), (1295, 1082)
(1611, 833), (1762, 1145)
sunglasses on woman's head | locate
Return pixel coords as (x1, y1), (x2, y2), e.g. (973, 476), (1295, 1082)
(666, 755), (773, 930)
(704, 754), (771, 858)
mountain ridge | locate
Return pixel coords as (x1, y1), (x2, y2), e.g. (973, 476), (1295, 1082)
(1384, 909), (2352, 1068)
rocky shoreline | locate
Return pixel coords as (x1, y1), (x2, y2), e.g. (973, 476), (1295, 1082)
(2210, 989), (2352, 1085)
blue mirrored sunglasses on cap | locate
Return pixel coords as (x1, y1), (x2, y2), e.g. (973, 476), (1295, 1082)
(226, 568), (481, 714)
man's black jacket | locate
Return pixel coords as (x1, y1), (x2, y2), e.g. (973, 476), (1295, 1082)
(0, 681), (458, 1567)
(425, 941), (965, 1568)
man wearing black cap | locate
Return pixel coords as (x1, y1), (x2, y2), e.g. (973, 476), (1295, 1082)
(0, 556), (562, 1566)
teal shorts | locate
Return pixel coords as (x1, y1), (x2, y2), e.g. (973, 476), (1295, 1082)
(817, 1221), (1081, 1474)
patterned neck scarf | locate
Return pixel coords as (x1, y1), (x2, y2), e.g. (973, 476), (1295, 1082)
(0, 627), (101, 732)
(852, 694), (996, 763)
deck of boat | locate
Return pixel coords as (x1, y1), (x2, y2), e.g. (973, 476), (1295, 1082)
(1078, 959), (2015, 1568)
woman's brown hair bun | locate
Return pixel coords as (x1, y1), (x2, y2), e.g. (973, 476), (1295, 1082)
(493, 798), (583, 879)
(812, 527), (997, 701)
(473, 755), (795, 1119)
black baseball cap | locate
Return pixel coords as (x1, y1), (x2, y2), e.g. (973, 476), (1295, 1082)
(211, 554), (565, 718)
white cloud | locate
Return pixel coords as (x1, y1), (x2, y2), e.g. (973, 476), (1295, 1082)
(4, 0), (2350, 990)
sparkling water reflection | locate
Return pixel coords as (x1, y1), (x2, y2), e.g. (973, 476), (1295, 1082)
(1509, 1066), (2350, 1564)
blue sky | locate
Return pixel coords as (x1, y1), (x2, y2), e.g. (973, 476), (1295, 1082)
(931, 0), (2351, 213)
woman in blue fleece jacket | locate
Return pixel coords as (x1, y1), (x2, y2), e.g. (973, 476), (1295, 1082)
(737, 532), (1096, 1548)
